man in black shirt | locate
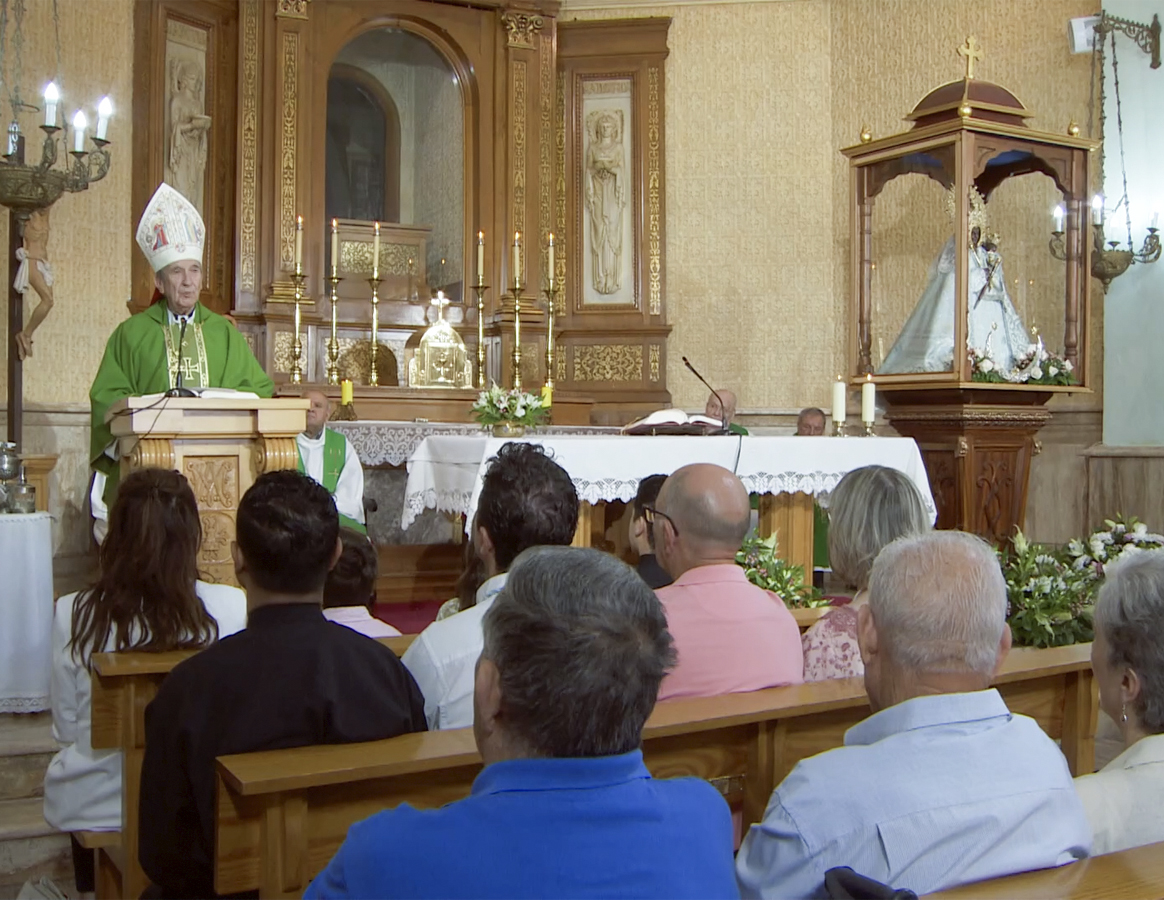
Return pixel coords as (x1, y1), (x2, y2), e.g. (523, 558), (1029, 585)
(138, 470), (426, 898)
(630, 474), (673, 589)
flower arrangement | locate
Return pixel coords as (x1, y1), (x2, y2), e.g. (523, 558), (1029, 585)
(471, 383), (549, 428)
(969, 337), (1075, 386)
(1064, 516), (1164, 575)
(735, 533), (830, 609)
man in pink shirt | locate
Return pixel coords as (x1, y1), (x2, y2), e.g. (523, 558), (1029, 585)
(651, 464), (803, 700)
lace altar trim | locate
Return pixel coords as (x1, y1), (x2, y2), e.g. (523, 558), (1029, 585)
(401, 487), (476, 530)
(0, 695), (49, 714)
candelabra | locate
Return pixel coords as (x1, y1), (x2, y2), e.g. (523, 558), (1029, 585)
(289, 270), (306, 384)
(367, 275), (383, 387)
(544, 284), (559, 394)
(471, 282), (490, 388)
(0, 122), (111, 217)
(326, 271), (342, 385)
(1049, 223), (1160, 293)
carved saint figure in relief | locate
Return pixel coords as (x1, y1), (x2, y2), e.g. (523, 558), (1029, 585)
(166, 59), (211, 215)
(585, 110), (626, 295)
(13, 208), (54, 360)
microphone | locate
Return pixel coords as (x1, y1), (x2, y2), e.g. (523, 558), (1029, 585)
(167, 316), (197, 398)
(682, 356), (728, 435)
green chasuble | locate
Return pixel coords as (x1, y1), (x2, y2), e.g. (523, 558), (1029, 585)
(90, 302), (275, 501)
(297, 428), (367, 534)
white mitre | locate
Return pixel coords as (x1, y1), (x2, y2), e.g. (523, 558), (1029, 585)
(135, 183), (205, 272)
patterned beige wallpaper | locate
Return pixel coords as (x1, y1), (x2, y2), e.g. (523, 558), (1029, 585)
(565, 0), (1102, 411)
(0, 0), (134, 407)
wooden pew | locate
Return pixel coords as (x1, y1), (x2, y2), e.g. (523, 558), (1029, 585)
(87, 634), (412, 900)
(923, 840), (1164, 899)
(213, 644), (1096, 899)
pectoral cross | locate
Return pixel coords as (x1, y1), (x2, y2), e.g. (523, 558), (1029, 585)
(958, 36), (983, 80)
(431, 291), (450, 321)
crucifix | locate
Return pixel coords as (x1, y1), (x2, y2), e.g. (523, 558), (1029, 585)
(431, 290), (450, 321)
(958, 35), (984, 80)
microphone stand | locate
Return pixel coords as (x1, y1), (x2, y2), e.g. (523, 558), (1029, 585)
(166, 315), (197, 398)
(682, 356), (728, 435)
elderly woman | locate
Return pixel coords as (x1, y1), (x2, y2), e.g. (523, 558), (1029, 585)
(1074, 551), (1164, 854)
(801, 465), (931, 681)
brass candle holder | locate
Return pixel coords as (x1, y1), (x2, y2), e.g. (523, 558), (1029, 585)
(544, 284), (559, 393)
(512, 273), (523, 392)
(832, 421), (845, 438)
(326, 271), (342, 385)
(290, 269), (306, 384)
(863, 422), (875, 437)
(367, 275), (383, 387)
(471, 282), (490, 388)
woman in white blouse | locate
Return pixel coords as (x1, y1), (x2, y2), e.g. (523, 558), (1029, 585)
(43, 468), (247, 889)
(1074, 551), (1164, 854)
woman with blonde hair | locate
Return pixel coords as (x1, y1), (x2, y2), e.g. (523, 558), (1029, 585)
(43, 468), (247, 891)
(801, 465), (931, 681)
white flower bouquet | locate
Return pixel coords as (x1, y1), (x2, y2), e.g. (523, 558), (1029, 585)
(471, 383), (549, 428)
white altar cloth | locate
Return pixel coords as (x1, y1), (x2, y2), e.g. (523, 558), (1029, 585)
(402, 435), (936, 530)
(331, 421), (618, 468)
(0, 512), (54, 713)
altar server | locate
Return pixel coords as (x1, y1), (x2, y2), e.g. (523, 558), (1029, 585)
(89, 183), (272, 531)
(298, 390), (366, 533)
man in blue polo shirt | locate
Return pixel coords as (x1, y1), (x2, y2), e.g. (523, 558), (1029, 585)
(305, 546), (738, 900)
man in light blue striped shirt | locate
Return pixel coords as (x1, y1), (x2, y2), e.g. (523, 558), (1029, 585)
(736, 531), (1091, 899)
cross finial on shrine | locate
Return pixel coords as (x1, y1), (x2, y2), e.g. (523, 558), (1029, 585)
(431, 290), (450, 320)
(958, 36), (983, 80)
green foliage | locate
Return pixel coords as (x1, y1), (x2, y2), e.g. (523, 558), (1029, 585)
(998, 529), (1094, 649)
(735, 533), (831, 609)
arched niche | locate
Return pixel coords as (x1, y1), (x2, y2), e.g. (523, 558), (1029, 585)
(327, 63), (402, 224)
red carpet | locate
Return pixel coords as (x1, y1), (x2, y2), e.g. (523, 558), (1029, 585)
(373, 600), (443, 635)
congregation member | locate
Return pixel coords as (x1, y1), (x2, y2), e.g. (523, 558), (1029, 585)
(403, 442), (579, 729)
(795, 407), (826, 436)
(43, 468), (247, 894)
(737, 531), (1090, 898)
(801, 465), (931, 681)
(322, 528), (400, 638)
(706, 388), (748, 434)
(1074, 551), (1164, 854)
(630, 473), (672, 589)
(306, 546), (738, 900)
(298, 389), (367, 532)
(89, 184), (272, 538)
(138, 470), (425, 899)
(652, 463), (802, 700)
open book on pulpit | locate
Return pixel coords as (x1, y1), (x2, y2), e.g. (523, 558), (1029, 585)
(622, 409), (726, 436)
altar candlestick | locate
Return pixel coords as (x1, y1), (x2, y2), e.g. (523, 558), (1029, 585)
(477, 231), (485, 286)
(330, 219), (339, 277)
(832, 377), (846, 430)
(372, 221), (381, 279)
(513, 231), (522, 291)
(547, 233), (555, 291)
(294, 215), (303, 274)
(1053, 204), (1065, 232)
(861, 374), (876, 424)
(341, 379), (353, 406)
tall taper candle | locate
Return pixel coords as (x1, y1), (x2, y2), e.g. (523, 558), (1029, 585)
(477, 231), (485, 286)
(861, 374), (876, 424)
(372, 221), (381, 279)
(513, 231), (522, 291)
(295, 215), (303, 274)
(547, 233), (555, 291)
(330, 219), (339, 277)
(832, 377), (846, 429)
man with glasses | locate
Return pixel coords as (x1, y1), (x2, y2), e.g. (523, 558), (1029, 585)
(651, 464), (803, 700)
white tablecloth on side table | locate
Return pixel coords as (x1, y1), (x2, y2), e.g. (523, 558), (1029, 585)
(402, 435), (936, 530)
(0, 511), (53, 713)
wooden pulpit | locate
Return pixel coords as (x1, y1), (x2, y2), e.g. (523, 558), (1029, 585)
(107, 397), (309, 585)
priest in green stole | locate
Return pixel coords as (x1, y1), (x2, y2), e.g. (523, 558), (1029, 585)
(297, 390), (367, 533)
(89, 184), (273, 531)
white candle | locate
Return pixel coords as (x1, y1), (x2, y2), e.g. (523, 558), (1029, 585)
(513, 231), (521, 290)
(294, 215), (303, 274)
(71, 110), (87, 152)
(547, 233), (555, 291)
(861, 375), (876, 424)
(477, 231), (485, 286)
(1092, 195), (1104, 226)
(831, 377), (846, 429)
(96, 96), (112, 141)
(372, 222), (381, 279)
(43, 82), (59, 128)
(1152, 212), (1160, 231)
(330, 218), (339, 277)
(1053, 204), (1065, 233)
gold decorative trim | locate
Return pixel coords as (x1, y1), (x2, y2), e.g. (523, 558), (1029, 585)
(555, 69), (566, 302)
(539, 34), (553, 273)
(573, 344), (643, 382)
(239, 0), (259, 292)
(280, 32), (298, 273)
(128, 439), (175, 471)
(889, 409), (1053, 427)
(275, 0), (309, 19)
(649, 345), (660, 382)
(340, 240), (417, 276)
(502, 11), (544, 48)
(273, 330), (296, 373)
(556, 347), (567, 383)
(512, 60), (527, 259)
(647, 66), (662, 317)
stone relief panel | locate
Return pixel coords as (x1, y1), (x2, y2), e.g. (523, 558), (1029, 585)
(164, 20), (211, 216)
(581, 79), (634, 307)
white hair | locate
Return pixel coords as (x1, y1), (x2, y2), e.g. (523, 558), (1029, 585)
(868, 531), (1007, 677)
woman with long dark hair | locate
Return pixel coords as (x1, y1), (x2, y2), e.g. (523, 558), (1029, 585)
(43, 467), (247, 888)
